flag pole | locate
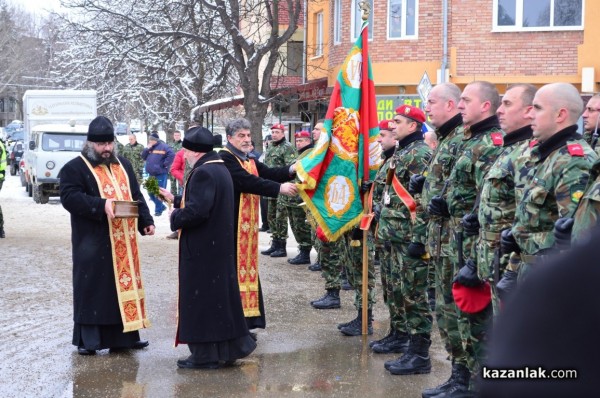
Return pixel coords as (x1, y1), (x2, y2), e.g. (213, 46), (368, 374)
(360, 0), (371, 336)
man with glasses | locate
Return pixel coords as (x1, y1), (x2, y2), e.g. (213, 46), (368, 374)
(60, 116), (155, 355)
(582, 94), (600, 156)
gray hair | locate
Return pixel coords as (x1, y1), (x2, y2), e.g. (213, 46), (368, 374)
(469, 81), (501, 114)
(225, 118), (252, 136)
(82, 141), (119, 165)
(433, 82), (462, 105)
(506, 83), (538, 107)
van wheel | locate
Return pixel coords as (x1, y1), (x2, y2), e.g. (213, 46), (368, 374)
(28, 183), (33, 197)
(33, 184), (41, 203)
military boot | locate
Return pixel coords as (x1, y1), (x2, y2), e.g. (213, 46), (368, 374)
(421, 362), (467, 398)
(428, 363), (473, 397)
(369, 323), (395, 348)
(287, 248), (311, 265)
(341, 279), (353, 290)
(339, 309), (373, 336)
(308, 261), (321, 271)
(372, 330), (410, 354)
(310, 289), (341, 309)
(388, 334), (432, 375)
(0, 228), (4, 238)
(261, 239), (278, 255)
(269, 239), (287, 257)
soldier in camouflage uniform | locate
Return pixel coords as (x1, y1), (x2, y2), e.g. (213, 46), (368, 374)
(121, 134), (145, 184)
(582, 94), (600, 155)
(416, 83), (467, 398)
(261, 124), (297, 258)
(474, 84), (536, 317)
(500, 83), (597, 293)
(285, 131), (314, 265)
(376, 106), (433, 376)
(169, 131), (183, 195)
(366, 120), (402, 343)
(429, 81), (505, 397)
(310, 236), (345, 309)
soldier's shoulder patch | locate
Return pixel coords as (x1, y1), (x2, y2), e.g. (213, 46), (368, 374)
(567, 143), (584, 157)
(490, 132), (503, 146)
(530, 140), (539, 148)
(571, 189), (584, 204)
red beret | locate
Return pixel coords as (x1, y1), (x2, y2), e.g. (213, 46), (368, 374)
(395, 105), (426, 124)
(452, 281), (492, 314)
(271, 123), (285, 131)
(294, 130), (311, 139)
(378, 119), (395, 131)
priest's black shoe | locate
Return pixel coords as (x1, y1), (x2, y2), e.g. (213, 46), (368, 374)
(177, 358), (220, 369)
(132, 340), (149, 349)
(77, 347), (96, 355)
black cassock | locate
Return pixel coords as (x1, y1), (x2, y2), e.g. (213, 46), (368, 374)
(170, 151), (256, 362)
(60, 155), (154, 349)
(220, 147), (293, 329)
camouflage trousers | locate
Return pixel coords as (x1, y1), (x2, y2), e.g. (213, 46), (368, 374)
(387, 241), (433, 335)
(284, 204), (312, 250)
(428, 218), (469, 367)
(0, 180), (3, 229)
(267, 198), (288, 240)
(343, 233), (376, 310)
(476, 234), (508, 317)
(450, 219), (491, 376)
(169, 174), (181, 196)
(319, 238), (344, 290)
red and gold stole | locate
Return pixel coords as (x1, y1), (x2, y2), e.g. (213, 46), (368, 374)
(80, 155), (151, 332)
(222, 148), (261, 317)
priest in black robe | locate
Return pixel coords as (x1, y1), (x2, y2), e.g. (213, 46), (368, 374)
(60, 116), (155, 355)
(160, 126), (256, 369)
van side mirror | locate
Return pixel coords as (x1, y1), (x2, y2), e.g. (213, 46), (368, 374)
(29, 140), (36, 150)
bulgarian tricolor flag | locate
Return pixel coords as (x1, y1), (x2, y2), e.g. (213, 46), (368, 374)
(296, 19), (381, 242)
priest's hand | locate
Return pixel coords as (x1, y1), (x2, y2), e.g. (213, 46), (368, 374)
(143, 225), (156, 235)
(280, 182), (298, 196)
(159, 187), (174, 203)
(104, 198), (115, 219)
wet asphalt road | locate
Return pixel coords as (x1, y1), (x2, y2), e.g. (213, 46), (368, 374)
(0, 174), (450, 397)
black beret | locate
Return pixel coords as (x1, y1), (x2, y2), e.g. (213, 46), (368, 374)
(87, 116), (114, 142)
(183, 126), (214, 153)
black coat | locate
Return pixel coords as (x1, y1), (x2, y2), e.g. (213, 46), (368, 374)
(60, 155), (154, 324)
(170, 151), (249, 343)
(220, 149), (293, 329)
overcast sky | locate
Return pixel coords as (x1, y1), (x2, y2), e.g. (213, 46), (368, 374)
(11, 0), (64, 15)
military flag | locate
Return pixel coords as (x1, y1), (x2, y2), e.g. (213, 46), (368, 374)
(296, 18), (381, 242)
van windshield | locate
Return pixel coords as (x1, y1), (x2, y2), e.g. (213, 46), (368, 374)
(42, 133), (87, 151)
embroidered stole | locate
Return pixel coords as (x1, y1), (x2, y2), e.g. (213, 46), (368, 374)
(80, 155), (150, 332)
(222, 148), (261, 317)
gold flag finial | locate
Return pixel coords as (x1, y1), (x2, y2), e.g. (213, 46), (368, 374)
(359, 0), (371, 21)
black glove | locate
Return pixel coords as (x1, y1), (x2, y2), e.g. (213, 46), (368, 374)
(351, 226), (362, 240)
(461, 213), (480, 236)
(360, 180), (373, 194)
(496, 269), (518, 302)
(500, 229), (520, 255)
(453, 258), (484, 287)
(408, 174), (426, 195)
(553, 217), (574, 249)
(428, 196), (450, 217)
(407, 242), (426, 258)
(373, 203), (382, 223)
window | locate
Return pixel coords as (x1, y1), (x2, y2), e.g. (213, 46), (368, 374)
(333, 0), (342, 44)
(42, 133), (86, 151)
(315, 12), (324, 56)
(287, 41), (303, 77)
(388, 0), (418, 39)
(351, 0), (373, 40)
(494, 0), (583, 31)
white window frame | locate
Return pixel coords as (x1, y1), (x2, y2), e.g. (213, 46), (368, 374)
(387, 0), (419, 40)
(492, 0), (584, 32)
(333, 0), (342, 44)
(315, 12), (324, 57)
(351, 0), (374, 41)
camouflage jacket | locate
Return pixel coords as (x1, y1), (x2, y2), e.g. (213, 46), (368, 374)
(512, 125), (597, 254)
(287, 143), (314, 205)
(265, 138), (297, 205)
(421, 113), (465, 207)
(571, 158), (600, 243)
(378, 133), (432, 244)
(121, 142), (145, 174)
(171, 140), (183, 152)
(478, 126), (533, 233)
(582, 129), (600, 157)
(447, 116), (505, 219)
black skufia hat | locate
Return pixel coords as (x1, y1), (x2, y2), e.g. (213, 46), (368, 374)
(87, 116), (115, 142)
(183, 126), (214, 153)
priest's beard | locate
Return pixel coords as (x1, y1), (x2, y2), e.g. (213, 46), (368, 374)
(82, 141), (120, 165)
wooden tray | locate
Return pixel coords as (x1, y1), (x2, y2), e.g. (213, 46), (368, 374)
(113, 200), (139, 218)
